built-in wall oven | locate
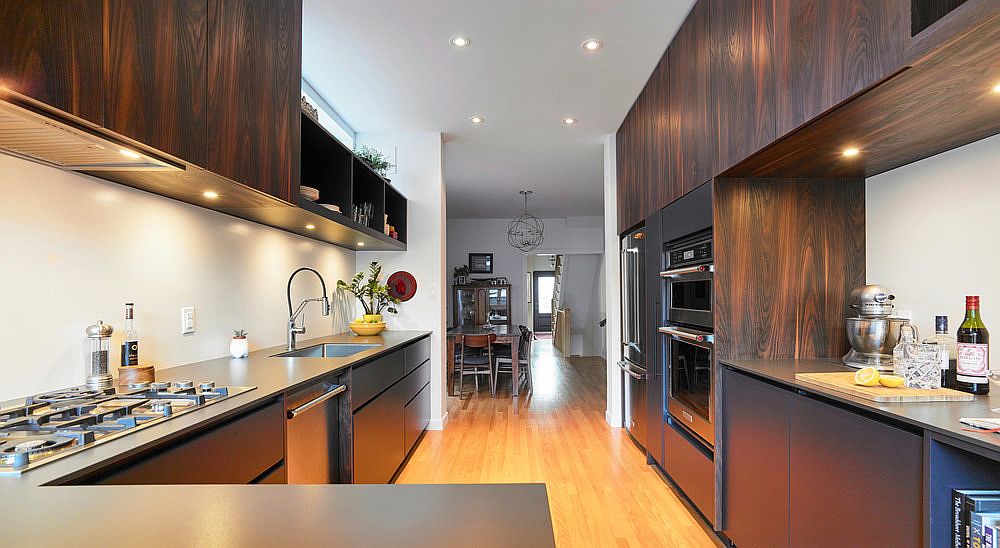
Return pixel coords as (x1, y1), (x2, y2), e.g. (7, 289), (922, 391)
(660, 231), (715, 446)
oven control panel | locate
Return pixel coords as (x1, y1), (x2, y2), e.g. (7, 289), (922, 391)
(669, 240), (712, 268)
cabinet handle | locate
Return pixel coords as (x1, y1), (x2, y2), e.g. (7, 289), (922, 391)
(287, 384), (346, 419)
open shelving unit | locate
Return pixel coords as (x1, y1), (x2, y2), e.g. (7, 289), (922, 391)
(298, 112), (406, 251)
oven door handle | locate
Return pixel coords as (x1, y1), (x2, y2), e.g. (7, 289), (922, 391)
(658, 326), (714, 344)
(659, 264), (714, 278)
(617, 360), (646, 380)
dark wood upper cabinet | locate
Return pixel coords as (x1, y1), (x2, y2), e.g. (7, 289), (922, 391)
(0, 1), (104, 124)
(207, 0), (302, 204)
(771, 0), (909, 138)
(710, 0), (777, 172)
(106, 0), (208, 166)
(616, 105), (640, 234)
(667, 0), (714, 196)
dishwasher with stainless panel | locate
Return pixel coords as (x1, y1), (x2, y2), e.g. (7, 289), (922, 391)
(285, 376), (346, 484)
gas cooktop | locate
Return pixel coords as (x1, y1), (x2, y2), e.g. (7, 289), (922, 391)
(0, 381), (255, 475)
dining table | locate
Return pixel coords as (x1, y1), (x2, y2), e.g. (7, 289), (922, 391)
(447, 324), (521, 397)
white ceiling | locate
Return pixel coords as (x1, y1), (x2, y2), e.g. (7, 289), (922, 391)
(302, 0), (693, 219)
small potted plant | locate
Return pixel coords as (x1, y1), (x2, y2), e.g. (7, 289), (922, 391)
(353, 145), (394, 178)
(453, 265), (469, 285)
(338, 262), (400, 335)
(230, 329), (249, 358)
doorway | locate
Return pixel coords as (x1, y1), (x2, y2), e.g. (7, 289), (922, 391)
(533, 271), (555, 332)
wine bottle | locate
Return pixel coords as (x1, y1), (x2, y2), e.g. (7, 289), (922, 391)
(956, 296), (990, 395)
(923, 315), (957, 388)
(120, 302), (140, 367)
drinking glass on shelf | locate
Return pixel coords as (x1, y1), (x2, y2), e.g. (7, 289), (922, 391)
(899, 343), (942, 390)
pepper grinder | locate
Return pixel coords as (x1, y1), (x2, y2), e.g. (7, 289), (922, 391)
(86, 321), (114, 390)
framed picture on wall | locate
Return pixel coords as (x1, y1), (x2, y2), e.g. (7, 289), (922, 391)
(468, 253), (494, 274)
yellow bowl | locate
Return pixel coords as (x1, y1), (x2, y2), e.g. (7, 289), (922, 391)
(349, 322), (386, 336)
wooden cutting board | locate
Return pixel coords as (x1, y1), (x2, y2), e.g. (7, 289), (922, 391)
(794, 372), (974, 402)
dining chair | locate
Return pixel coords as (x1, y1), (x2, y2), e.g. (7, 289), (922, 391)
(455, 334), (497, 398)
(495, 329), (533, 392)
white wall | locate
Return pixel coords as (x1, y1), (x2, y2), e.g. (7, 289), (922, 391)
(561, 253), (605, 356)
(603, 134), (622, 427)
(867, 133), (1000, 371)
(446, 216), (604, 328)
(0, 154), (355, 401)
(354, 132), (448, 428)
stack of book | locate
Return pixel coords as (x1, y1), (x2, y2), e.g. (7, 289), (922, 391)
(954, 489), (1000, 548)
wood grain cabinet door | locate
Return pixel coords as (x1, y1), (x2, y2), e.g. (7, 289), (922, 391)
(710, 0), (777, 173)
(0, 0), (104, 124)
(207, 0), (302, 203)
(772, 0), (909, 138)
(667, 0), (714, 196)
(106, 0), (208, 166)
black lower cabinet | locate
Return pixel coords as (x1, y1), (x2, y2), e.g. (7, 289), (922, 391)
(404, 381), (430, 455)
(86, 400), (284, 485)
(353, 381), (405, 484)
(720, 367), (924, 547)
(720, 368), (789, 548)
(351, 343), (431, 484)
(664, 422), (715, 525)
(788, 394), (922, 547)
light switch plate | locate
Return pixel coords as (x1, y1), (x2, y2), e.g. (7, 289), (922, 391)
(181, 306), (195, 335)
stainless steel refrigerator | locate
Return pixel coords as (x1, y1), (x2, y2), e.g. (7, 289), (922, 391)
(619, 227), (646, 448)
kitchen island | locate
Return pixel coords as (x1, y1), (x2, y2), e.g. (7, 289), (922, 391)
(720, 358), (1000, 548)
(0, 331), (557, 546)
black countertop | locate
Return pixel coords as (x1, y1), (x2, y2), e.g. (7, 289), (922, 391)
(0, 331), (557, 546)
(722, 358), (1000, 456)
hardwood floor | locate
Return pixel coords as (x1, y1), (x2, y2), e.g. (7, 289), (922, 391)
(396, 340), (718, 547)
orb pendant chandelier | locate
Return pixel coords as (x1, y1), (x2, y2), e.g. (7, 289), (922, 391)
(507, 190), (544, 252)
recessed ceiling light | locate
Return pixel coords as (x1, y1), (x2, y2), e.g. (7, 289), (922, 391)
(563, 117), (577, 125)
(305, 224), (316, 230)
(993, 83), (1000, 93)
(450, 36), (470, 48)
(582, 39), (602, 51)
(202, 191), (219, 199)
(357, 242), (365, 247)
(842, 147), (860, 157)
(469, 115), (485, 124)
(119, 149), (142, 159)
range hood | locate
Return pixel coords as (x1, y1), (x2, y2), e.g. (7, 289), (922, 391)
(0, 90), (182, 172)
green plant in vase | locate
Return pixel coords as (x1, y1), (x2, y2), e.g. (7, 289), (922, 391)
(338, 261), (400, 325)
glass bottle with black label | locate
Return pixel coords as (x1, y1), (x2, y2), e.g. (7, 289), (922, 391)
(956, 296), (989, 395)
(923, 315), (957, 388)
(120, 302), (140, 367)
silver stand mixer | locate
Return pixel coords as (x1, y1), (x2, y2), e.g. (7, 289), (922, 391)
(842, 284), (916, 371)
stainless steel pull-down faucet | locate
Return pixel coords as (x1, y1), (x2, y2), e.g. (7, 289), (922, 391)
(286, 267), (331, 351)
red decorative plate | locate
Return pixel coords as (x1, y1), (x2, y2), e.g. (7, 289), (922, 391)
(387, 271), (417, 301)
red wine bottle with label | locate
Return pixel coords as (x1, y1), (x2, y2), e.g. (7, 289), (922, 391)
(956, 296), (990, 395)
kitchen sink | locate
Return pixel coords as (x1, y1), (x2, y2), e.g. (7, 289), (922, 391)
(272, 343), (381, 358)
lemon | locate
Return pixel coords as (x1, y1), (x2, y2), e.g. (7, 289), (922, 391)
(854, 366), (880, 386)
(879, 375), (905, 388)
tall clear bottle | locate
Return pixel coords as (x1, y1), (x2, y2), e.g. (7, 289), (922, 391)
(956, 296), (990, 395)
(923, 315), (957, 388)
(121, 302), (140, 367)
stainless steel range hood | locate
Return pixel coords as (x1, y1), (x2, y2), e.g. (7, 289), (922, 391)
(0, 90), (182, 172)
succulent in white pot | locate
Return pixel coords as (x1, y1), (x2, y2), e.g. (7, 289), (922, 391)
(230, 329), (249, 358)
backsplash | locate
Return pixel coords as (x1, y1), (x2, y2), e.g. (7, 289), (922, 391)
(0, 154), (354, 400)
(867, 132), (1000, 370)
